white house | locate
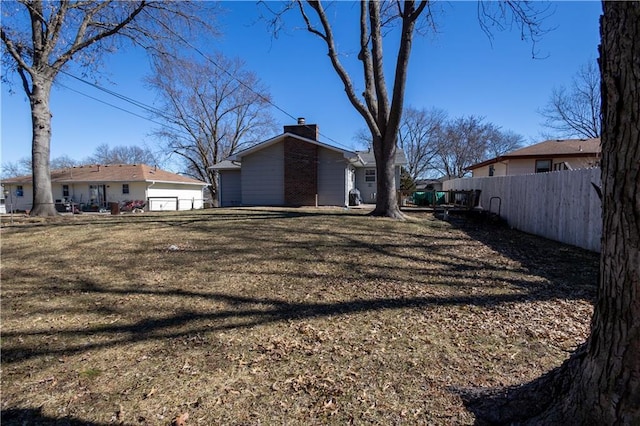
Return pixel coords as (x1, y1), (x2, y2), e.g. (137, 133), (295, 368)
(1, 164), (208, 212)
(212, 120), (407, 207)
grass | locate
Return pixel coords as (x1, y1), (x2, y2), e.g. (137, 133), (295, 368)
(0, 207), (598, 425)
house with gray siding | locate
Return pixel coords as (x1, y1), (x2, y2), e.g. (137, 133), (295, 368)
(212, 120), (407, 207)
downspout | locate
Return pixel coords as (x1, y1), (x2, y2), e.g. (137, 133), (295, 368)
(147, 181), (156, 211)
(200, 184), (207, 209)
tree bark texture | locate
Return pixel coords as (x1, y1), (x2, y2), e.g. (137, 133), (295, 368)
(371, 134), (401, 218)
(29, 75), (57, 216)
(585, 2), (640, 421)
(464, 2), (639, 424)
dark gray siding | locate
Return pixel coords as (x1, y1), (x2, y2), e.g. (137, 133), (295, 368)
(242, 142), (285, 205)
(219, 170), (242, 207)
(317, 148), (348, 206)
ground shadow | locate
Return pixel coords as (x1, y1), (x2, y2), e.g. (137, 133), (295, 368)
(431, 210), (599, 301)
(427, 211), (598, 424)
(0, 280), (588, 364)
(1, 407), (111, 426)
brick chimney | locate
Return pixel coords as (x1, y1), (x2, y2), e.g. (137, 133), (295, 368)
(283, 117), (319, 141)
(281, 117), (318, 206)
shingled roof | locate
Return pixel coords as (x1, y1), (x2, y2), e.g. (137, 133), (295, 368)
(355, 150), (408, 166)
(505, 138), (600, 157)
(467, 138), (601, 171)
(2, 164), (207, 185)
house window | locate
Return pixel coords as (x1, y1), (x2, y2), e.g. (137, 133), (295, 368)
(16, 185), (23, 197)
(62, 185), (69, 197)
(488, 165), (495, 176)
(122, 184), (130, 194)
(365, 169), (376, 183)
(535, 159), (552, 173)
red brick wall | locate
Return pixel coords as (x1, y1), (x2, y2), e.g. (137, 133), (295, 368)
(283, 124), (319, 141)
(284, 137), (318, 206)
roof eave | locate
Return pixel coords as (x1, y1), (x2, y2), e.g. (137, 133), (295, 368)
(229, 132), (356, 161)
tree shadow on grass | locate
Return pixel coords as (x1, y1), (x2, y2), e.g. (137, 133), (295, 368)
(1, 282), (588, 365)
(1, 209), (602, 424)
(1, 407), (111, 426)
(2, 209), (600, 365)
(432, 211), (599, 300)
(428, 212), (598, 424)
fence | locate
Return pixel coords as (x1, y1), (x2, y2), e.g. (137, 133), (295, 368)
(443, 168), (602, 252)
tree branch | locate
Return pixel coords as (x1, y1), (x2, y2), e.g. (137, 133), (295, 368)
(304, 0), (379, 137)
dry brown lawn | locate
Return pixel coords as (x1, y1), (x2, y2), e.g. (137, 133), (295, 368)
(1, 207), (598, 425)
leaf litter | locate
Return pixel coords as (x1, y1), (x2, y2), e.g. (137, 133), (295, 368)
(1, 208), (597, 424)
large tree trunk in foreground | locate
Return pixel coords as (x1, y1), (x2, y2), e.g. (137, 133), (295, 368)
(29, 75), (57, 217)
(465, 2), (639, 424)
(583, 2), (640, 420)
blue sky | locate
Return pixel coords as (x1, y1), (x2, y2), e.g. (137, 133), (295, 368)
(1, 1), (602, 172)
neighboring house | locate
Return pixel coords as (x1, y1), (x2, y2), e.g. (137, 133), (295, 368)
(212, 120), (407, 207)
(1, 164), (208, 212)
(466, 138), (601, 177)
(0, 186), (6, 214)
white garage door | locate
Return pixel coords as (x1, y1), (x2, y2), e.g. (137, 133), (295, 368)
(148, 197), (178, 211)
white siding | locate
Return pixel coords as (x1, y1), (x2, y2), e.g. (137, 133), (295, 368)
(147, 183), (204, 210)
(2, 184), (32, 212)
(444, 168), (602, 252)
(506, 159), (538, 175)
(356, 168), (377, 203)
(54, 182), (147, 207)
(106, 182), (147, 204)
(242, 142), (285, 205)
(471, 162), (508, 177)
(149, 198), (178, 211)
(1, 181), (203, 212)
(317, 148), (348, 206)
(219, 170), (242, 207)
(499, 157), (599, 176)
(354, 166), (403, 204)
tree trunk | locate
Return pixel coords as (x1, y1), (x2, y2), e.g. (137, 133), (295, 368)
(582, 2), (640, 421)
(207, 168), (218, 207)
(464, 2), (639, 423)
(371, 134), (403, 218)
(29, 75), (58, 217)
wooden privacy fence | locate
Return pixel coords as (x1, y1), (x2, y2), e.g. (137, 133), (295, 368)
(443, 168), (602, 252)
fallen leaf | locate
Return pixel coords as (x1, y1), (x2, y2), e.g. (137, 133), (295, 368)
(171, 412), (189, 426)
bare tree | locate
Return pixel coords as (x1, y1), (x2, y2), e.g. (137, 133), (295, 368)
(146, 52), (276, 203)
(467, 3), (639, 423)
(1, 158), (31, 179)
(539, 61), (601, 139)
(352, 127), (374, 149)
(431, 116), (523, 178)
(1, 1), (216, 216)
(51, 155), (81, 169)
(86, 143), (159, 166)
(432, 115), (489, 178)
(485, 128), (524, 159)
(398, 106), (447, 181)
(271, 1), (545, 218)
(269, 1), (431, 219)
(2, 155), (80, 178)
